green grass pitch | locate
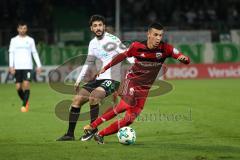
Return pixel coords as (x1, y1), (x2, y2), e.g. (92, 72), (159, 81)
(0, 79), (240, 160)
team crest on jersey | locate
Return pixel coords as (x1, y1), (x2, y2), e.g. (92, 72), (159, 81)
(140, 53), (146, 57)
(156, 52), (163, 59)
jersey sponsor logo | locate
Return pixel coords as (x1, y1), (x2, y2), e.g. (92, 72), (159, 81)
(103, 42), (117, 52)
(137, 62), (162, 67)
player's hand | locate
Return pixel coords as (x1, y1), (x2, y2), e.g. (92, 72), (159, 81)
(9, 67), (15, 75)
(177, 55), (190, 64)
(74, 81), (80, 93)
(36, 67), (42, 74)
(96, 68), (106, 77)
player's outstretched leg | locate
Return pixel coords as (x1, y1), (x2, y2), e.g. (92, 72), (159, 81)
(81, 99), (128, 141)
(57, 89), (89, 141)
(95, 108), (141, 144)
(57, 106), (80, 141)
(95, 98), (146, 144)
(80, 107), (117, 141)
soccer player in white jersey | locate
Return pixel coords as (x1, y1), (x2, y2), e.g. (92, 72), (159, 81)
(9, 22), (42, 113)
(57, 15), (134, 141)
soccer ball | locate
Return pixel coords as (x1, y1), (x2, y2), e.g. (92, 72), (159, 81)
(117, 126), (136, 145)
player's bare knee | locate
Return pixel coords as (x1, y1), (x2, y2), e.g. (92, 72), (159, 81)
(89, 89), (105, 105)
(88, 96), (100, 105)
(72, 95), (88, 106)
(15, 83), (21, 90)
(22, 81), (30, 90)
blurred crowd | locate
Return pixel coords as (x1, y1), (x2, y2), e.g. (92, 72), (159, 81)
(0, 0), (239, 44)
(121, 0), (240, 30)
(1, 0), (239, 30)
(0, 0), (53, 29)
(0, 0), (54, 44)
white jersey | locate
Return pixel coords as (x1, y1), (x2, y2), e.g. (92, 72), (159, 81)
(9, 35), (42, 70)
(76, 32), (134, 83)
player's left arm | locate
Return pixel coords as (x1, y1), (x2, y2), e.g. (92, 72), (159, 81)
(9, 39), (15, 74)
(31, 38), (42, 74)
(167, 44), (190, 64)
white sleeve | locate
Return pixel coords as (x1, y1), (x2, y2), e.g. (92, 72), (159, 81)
(31, 39), (42, 68)
(76, 43), (96, 83)
(115, 39), (135, 64)
(115, 38), (127, 54)
(76, 65), (88, 83)
(9, 39), (14, 67)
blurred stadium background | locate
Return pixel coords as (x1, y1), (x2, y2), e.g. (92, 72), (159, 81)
(0, 0), (240, 82)
(0, 1), (240, 160)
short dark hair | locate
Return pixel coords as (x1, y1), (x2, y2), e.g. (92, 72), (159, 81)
(17, 21), (27, 27)
(148, 22), (164, 31)
(89, 14), (106, 26)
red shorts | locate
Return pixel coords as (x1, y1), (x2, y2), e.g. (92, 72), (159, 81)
(118, 78), (150, 106)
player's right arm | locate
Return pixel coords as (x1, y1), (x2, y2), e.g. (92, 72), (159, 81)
(75, 42), (96, 91)
(9, 38), (15, 74)
(30, 38), (42, 74)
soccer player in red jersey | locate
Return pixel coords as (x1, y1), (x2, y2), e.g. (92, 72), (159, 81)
(81, 22), (190, 144)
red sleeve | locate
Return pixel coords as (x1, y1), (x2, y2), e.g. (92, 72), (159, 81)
(124, 42), (135, 57)
(103, 42), (135, 70)
(104, 53), (127, 70)
(165, 43), (190, 64)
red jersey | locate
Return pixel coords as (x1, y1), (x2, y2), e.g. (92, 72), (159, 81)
(103, 41), (190, 105)
(104, 41), (190, 88)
